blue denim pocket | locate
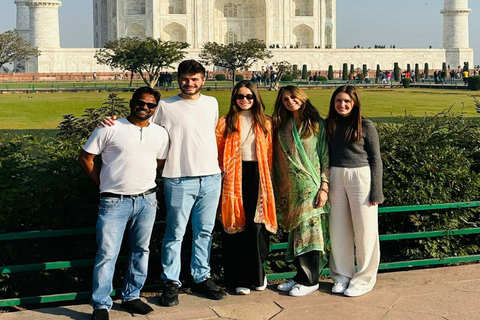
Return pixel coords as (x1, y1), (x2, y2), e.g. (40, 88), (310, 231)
(168, 177), (183, 184)
(99, 197), (122, 209)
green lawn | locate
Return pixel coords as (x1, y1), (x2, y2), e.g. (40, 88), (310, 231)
(0, 87), (479, 130)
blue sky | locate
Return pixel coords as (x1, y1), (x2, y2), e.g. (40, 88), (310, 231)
(1, 0), (479, 65)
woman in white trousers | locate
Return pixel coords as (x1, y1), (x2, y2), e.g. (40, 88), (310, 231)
(326, 85), (383, 297)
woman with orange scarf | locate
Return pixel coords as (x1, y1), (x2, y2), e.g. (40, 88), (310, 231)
(216, 81), (277, 295)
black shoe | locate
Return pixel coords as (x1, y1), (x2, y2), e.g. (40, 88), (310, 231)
(91, 309), (109, 320)
(121, 298), (154, 315)
(192, 278), (227, 300)
(159, 282), (179, 307)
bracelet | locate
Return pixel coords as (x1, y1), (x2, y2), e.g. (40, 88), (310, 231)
(320, 187), (329, 194)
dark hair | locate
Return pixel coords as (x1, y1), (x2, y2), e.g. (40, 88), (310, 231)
(224, 80), (268, 138)
(177, 60), (206, 78)
(272, 85), (321, 138)
(326, 85), (363, 143)
(131, 86), (161, 103)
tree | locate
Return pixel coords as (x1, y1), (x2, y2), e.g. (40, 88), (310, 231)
(301, 65), (308, 79)
(199, 39), (272, 86)
(57, 93), (129, 142)
(96, 37), (189, 88)
(424, 63), (429, 79)
(394, 62), (400, 81)
(0, 30), (40, 72)
(328, 65), (334, 80)
(342, 63), (348, 80)
(270, 61), (292, 90)
(292, 64), (298, 79)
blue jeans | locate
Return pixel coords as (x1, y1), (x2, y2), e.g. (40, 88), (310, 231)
(91, 193), (157, 310)
(161, 174), (221, 286)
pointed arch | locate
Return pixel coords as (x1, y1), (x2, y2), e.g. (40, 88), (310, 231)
(224, 30), (238, 44)
(325, 25), (333, 48)
(292, 24), (313, 49)
(126, 23), (146, 40)
(163, 23), (187, 42)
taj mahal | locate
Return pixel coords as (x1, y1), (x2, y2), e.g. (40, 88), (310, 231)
(14, 0), (474, 73)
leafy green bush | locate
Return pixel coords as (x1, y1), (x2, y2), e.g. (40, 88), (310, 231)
(468, 76), (480, 90)
(377, 109), (480, 261)
(328, 65), (334, 80)
(235, 74), (244, 82)
(301, 65), (308, 79)
(281, 74), (294, 81)
(402, 78), (411, 88)
(0, 93), (134, 298)
(394, 62), (400, 81)
(215, 73), (226, 81)
(342, 63), (348, 80)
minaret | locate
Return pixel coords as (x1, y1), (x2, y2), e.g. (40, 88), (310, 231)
(441, 0), (473, 68)
(14, 0), (30, 41)
(26, 0), (62, 48)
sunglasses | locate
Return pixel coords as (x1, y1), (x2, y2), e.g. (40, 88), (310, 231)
(134, 99), (157, 109)
(235, 94), (254, 101)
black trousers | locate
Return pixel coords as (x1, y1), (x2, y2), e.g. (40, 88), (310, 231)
(292, 250), (320, 286)
(222, 161), (270, 290)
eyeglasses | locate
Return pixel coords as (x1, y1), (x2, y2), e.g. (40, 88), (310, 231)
(235, 94), (254, 101)
(134, 99), (157, 109)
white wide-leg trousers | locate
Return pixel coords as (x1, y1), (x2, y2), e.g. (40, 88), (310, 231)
(328, 166), (380, 292)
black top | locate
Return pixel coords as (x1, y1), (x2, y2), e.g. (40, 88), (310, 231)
(328, 117), (384, 203)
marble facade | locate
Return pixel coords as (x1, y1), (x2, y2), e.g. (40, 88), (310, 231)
(15, 0), (474, 74)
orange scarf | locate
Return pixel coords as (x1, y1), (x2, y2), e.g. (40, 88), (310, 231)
(216, 116), (277, 234)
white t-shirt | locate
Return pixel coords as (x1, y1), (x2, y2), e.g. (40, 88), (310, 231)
(151, 94), (221, 178)
(83, 118), (169, 194)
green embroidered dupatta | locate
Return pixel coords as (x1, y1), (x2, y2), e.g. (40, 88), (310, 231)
(274, 117), (330, 262)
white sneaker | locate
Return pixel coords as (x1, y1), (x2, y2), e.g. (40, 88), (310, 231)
(331, 282), (349, 294)
(344, 286), (373, 297)
(277, 279), (297, 292)
(235, 287), (251, 295)
(288, 283), (319, 297)
(255, 276), (268, 291)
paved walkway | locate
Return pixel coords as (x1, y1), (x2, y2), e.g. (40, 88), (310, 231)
(2, 264), (480, 320)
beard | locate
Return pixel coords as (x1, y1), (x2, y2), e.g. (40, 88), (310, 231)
(180, 84), (202, 96)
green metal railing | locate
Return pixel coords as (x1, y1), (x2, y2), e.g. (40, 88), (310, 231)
(1, 201), (479, 307)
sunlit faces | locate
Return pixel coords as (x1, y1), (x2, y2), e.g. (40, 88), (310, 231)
(130, 93), (157, 121)
(334, 92), (354, 117)
(235, 87), (255, 110)
(178, 73), (205, 96)
(281, 91), (303, 113)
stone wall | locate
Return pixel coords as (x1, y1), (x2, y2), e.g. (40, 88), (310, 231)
(25, 48), (121, 73)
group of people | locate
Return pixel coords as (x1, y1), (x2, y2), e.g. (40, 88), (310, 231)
(79, 59), (383, 320)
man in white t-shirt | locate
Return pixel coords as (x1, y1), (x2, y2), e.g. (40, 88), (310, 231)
(153, 60), (226, 306)
(78, 87), (169, 320)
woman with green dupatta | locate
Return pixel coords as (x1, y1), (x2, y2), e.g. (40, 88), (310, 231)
(272, 86), (329, 297)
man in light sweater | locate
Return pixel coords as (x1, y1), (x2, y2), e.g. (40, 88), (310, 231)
(153, 60), (226, 306)
(79, 87), (169, 320)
